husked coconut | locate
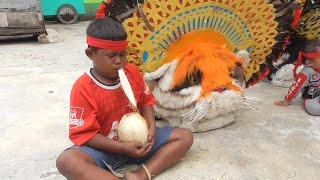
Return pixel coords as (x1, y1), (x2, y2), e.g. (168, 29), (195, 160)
(117, 112), (149, 145)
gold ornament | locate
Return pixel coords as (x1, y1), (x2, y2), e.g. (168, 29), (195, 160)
(298, 8), (320, 40)
(124, 0), (278, 81)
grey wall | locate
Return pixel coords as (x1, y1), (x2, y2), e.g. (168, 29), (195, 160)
(0, 0), (41, 11)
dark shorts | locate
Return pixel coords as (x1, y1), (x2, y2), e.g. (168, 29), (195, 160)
(71, 126), (173, 171)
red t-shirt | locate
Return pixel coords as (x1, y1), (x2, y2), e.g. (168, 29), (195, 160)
(69, 63), (156, 146)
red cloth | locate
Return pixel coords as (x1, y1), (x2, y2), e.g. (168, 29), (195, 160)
(69, 64), (156, 146)
(285, 72), (308, 102)
(96, 0), (113, 19)
(87, 36), (128, 51)
(96, 3), (107, 19)
(291, 7), (303, 29)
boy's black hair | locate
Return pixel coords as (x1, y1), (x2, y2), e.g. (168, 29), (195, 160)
(86, 17), (127, 53)
(86, 17), (127, 42)
(303, 39), (320, 53)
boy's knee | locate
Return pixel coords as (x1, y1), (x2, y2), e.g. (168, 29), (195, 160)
(56, 149), (92, 175)
(182, 129), (194, 147)
(306, 108), (320, 116)
(172, 128), (194, 147)
(305, 101), (320, 116)
(56, 150), (74, 174)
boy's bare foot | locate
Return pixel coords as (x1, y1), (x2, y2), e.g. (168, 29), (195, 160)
(124, 168), (149, 180)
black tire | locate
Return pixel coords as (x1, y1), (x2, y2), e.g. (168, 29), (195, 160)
(57, 5), (78, 24)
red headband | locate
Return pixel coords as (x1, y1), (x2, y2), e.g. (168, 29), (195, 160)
(293, 51), (320, 79)
(302, 52), (320, 59)
(87, 36), (128, 51)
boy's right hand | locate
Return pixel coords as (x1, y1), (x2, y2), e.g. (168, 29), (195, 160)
(122, 141), (152, 158)
(274, 100), (291, 107)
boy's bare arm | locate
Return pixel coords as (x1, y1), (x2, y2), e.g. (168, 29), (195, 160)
(141, 105), (156, 147)
(87, 134), (127, 153)
(140, 105), (156, 130)
(275, 72), (309, 106)
(85, 105), (157, 156)
(86, 134), (150, 158)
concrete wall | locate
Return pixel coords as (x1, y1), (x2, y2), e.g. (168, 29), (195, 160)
(0, 0), (45, 36)
(0, 0), (41, 11)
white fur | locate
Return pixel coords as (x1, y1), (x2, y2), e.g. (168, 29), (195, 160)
(206, 91), (243, 119)
(233, 79), (245, 89)
(157, 60), (178, 91)
(271, 64), (304, 87)
(155, 90), (243, 132)
(144, 60), (178, 92)
(273, 53), (290, 67)
(144, 62), (172, 81)
(154, 85), (201, 109)
(149, 61), (245, 132)
(236, 50), (250, 67)
(178, 86), (200, 96)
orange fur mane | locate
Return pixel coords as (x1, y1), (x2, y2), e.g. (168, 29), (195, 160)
(170, 42), (243, 96)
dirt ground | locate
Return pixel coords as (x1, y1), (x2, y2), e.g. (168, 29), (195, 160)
(1, 21), (319, 180)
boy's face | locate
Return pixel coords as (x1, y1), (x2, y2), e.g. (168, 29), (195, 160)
(86, 48), (127, 80)
(306, 58), (320, 71)
(305, 46), (320, 71)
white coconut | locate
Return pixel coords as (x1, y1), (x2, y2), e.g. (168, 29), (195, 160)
(117, 112), (149, 145)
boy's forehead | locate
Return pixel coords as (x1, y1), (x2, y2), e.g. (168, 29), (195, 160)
(100, 48), (127, 53)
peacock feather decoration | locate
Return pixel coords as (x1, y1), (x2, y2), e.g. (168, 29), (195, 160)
(297, 7), (320, 40)
(123, 0), (278, 82)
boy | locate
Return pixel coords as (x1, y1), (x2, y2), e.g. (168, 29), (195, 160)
(56, 17), (193, 180)
(275, 40), (320, 116)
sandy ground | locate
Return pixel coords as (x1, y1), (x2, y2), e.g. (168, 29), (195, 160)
(1, 21), (319, 180)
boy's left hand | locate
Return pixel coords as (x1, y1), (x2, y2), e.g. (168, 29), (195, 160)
(275, 100), (291, 107)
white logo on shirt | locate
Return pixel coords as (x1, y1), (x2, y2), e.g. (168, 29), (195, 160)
(107, 121), (119, 140)
(69, 106), (85, 128)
